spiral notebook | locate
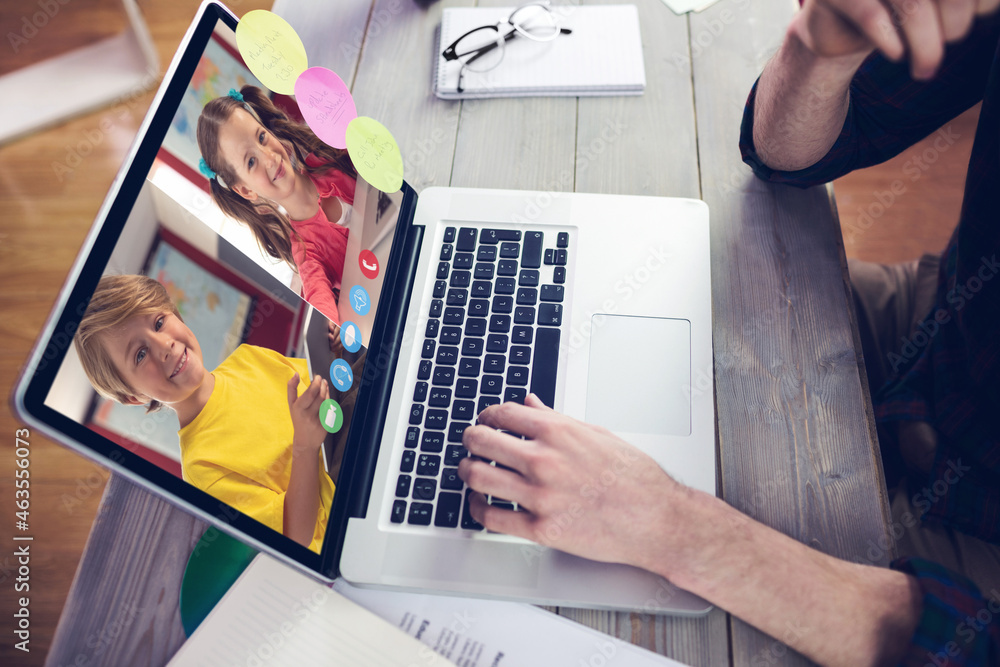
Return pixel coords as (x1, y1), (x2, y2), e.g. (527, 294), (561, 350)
(434, 4), (646, 99)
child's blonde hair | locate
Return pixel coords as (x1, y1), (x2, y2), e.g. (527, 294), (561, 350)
(74, 274), (181, 412)
(196, 85), (357, 267)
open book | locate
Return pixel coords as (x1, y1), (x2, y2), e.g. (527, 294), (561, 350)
(434, 4), (646, 99)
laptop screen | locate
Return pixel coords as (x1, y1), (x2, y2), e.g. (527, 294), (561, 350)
(21, 3), (411, 568)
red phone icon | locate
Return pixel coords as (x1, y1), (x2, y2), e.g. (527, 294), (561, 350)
(359, 250), (379, 279)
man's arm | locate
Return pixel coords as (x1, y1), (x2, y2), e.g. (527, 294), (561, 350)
(458, 396), (922, 666)
(752, 0), (991, 172)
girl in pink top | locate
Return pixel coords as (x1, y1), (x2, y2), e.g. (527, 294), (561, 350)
(197, 86), (357, 322)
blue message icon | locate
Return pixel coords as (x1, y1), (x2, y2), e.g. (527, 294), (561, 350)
(340, 320), (362, 353)
(330, 359), (353, 392)
(349, 285), (371, 316)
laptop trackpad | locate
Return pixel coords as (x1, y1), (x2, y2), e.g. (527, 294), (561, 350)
(585, 315), (691, 436)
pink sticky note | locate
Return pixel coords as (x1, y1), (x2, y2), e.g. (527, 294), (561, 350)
(294, 67), (357, 149)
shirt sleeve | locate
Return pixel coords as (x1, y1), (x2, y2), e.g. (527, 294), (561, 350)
(739, 16), (1000, 188)
(890, 557), (1000, 666)
(292, 243), (342, 325)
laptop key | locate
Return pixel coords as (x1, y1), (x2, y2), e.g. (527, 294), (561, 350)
(507, 367), (529, 386)
(440, 326), (461, 345)
(443, 307), (464, 325)
(435, 492), (462, 527)
(511, 325), (532, 344)
(445, 445), (467, 466)
(405, 426), (420, 448)
(446, 288), (468, 306)
(481, 375), (503, 395)
(490, 314), (511, 332)
(433, 280), (447, 298)
(448, 422), (471, 443)
(425, 319), (440, 338)
(408, 502), (433, 526)
(480, 228), (521, 244)
(557, 232), (569, 248)
(452, 400), (475, 421)
(513, 307), (535, 324)
(391, 499), (407, 523)
(421, 339), (436, 359)
(400, 450), (416, 473)
(522, 231), (543, 268)
(414, 478), (437, 500)
(455, 378), (477, 397)
(478, 396), (501, 413)
(555, 249), (568, 265)
(468, 298), (489, 316)
(436, 346), (459, 365)
(497, 259), (518, 276)
(417, 454), (441, 477)
(499, 242), (520, 258)
(409, 404), (424, 425)
(530, 327), (560, 408)
(484, 354), (505, 373)
(491, 499), (515, 511)
(495, 277), (516, 294)
(428, 387), (452, 407)
(461, 490), (484, 530)
(477, 246), (497, 262)
(470, 281), (492, 299)
(518, 269), (539, 286)
(544, 248), (555, 265)
(474, 263), (495, 280)
(396, 475), (411, 498)
(540, 285), (564, 302)
(456, 227), (477, 251)
(465, 318), (487, 336)
(462, 337), (484, 356)
(418, 359), (432, 380)
(425, 409), (448, 430)
(453, 252), (474, 269)
(432, 367), (454, 387)
(553, 267), (566, 284)
(450, 271), (471, 288)
(436, 262), (450, 279)
(421, 431), (445, 452)
(440, 243), (453, 260)
(486, 334), (508, 353)
(492, 295), (513, 313)
(516, 288), (537, 305)
(538, 303), (563, 326)
(458, 357), (481, 377)
(441, 469), (464, 492)
(504, 388), (527, 404)
(429, 299), (443, 317)
(443, 226), (456, 243)
(413, 381), (428, 402)
(509, 345), (531, 365)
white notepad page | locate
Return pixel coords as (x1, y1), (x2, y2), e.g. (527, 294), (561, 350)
(168, 555), (453, 667)
(435, 4), (646, 99)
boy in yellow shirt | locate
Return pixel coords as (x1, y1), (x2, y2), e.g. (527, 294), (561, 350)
(74, 275), (335, 552)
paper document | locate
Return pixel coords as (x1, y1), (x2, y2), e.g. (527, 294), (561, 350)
(168, 555), (453, 666)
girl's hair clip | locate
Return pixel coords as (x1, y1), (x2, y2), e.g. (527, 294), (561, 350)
(228, 88), (245, 103)
(199, 157), (216, 180)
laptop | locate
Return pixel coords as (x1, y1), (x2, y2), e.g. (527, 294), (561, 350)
(12, 1), (715, 614)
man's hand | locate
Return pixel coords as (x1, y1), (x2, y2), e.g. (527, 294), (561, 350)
(796, 0), (996, 79)
(287, 373), (329, 452)
(458, 394), (685, 571)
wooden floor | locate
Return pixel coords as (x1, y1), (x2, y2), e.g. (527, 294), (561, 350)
(0, 1), (976, 664)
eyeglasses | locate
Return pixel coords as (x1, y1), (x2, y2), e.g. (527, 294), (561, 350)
(441, 2), (573, 93)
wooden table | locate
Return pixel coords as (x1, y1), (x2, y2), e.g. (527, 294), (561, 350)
(46, 0), (893, 664)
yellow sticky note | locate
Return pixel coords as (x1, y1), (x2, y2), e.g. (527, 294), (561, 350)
(235, 10), (308, 95)
(345, 117), (404, 194)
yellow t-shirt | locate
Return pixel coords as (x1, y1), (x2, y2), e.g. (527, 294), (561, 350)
(178, 344), (336, 552)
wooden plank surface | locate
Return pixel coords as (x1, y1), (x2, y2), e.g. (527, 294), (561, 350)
(689, 0), (893, 664)
(45, 475), (207, 667)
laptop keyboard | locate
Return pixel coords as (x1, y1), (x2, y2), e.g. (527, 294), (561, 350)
(390, 226), (569, 531)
